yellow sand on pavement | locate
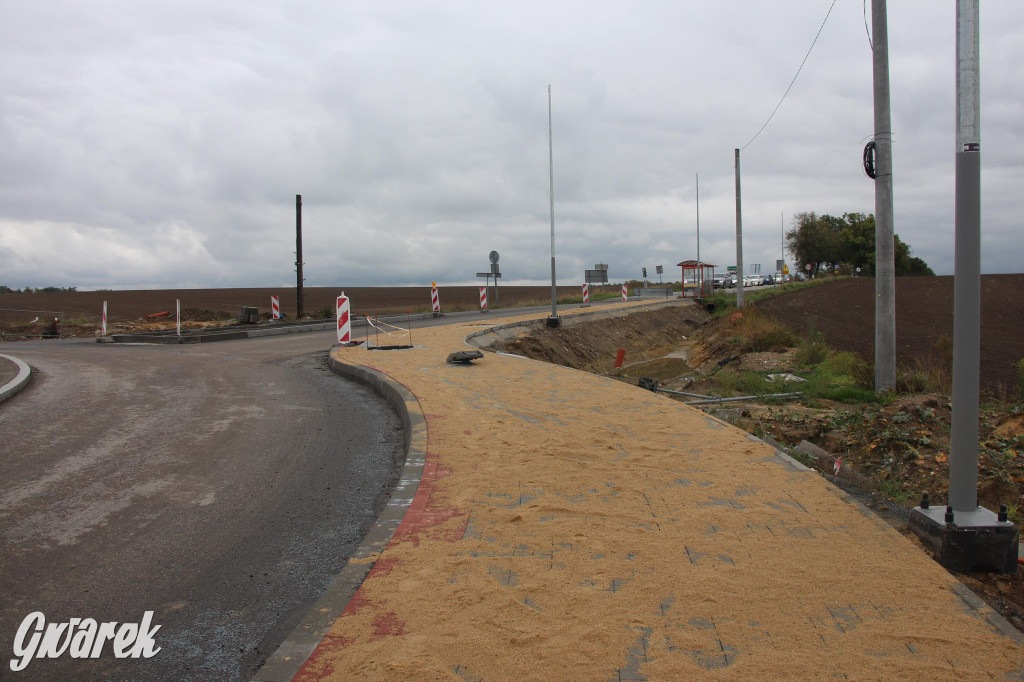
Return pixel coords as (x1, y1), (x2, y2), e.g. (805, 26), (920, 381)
(299, 303), (1023, 681)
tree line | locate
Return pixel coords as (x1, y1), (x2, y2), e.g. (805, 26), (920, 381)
(785, 212), (934, 278)
(0, 286), (78, 294)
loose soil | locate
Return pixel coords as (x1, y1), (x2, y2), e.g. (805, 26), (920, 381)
(493, 291), (1024, 633)
(313, 304), (1024, 678)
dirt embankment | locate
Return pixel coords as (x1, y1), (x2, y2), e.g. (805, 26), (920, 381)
(492, 304), (709, 375)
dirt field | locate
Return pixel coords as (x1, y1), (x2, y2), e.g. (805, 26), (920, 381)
(758, 274), (1024, 394)
(0, 285), (589, 339)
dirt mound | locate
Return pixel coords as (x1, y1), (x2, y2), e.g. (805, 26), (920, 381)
(758, 275), (1024, 394)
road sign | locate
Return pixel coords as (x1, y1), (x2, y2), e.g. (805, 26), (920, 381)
(782, 265), (790, 275)
(727, 266), (737, 273)
(476, 272), (502, 278)
(805, 263), (812, 271)
(489, 251), (499, 264)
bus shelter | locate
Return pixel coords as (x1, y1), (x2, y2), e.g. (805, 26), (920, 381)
(677, 260), (715, 298)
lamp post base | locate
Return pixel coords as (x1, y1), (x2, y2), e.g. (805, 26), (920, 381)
(909, 504), (1018, 573)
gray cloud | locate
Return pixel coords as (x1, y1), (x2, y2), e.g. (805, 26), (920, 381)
(0, 0), (1020, 289)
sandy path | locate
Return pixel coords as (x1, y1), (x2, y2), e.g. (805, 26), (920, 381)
(298, 303), (1023, 680)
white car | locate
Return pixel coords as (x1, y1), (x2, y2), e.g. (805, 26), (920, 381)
(743, 275), (760, 287)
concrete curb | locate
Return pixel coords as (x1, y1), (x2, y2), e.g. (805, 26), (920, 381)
(252, 350), (428, 682)
(0, 354), (32, 404)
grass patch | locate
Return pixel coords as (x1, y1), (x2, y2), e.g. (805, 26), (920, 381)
(713, 369), (775, 396)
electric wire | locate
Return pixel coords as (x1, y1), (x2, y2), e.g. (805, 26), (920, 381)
(740, 0), (840, 151)
(864, 0), (873, 49)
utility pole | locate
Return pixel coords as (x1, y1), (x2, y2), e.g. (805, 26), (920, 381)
(547, 85), (559, 326)
(871, 0), (896, 391)
(949, 0), (982, 513)
(734, 149), (745, 307)
(695, 173), (701, 295)
(295, 194), (304, 318)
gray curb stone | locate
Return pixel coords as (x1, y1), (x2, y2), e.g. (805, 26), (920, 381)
(0, 354), (32, 404)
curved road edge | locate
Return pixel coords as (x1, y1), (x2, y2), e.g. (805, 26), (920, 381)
(253, 348), (428, 682)
(0, 354), (32, 403)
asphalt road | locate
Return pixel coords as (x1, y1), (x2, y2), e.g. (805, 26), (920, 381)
(0, 330), (403, 681)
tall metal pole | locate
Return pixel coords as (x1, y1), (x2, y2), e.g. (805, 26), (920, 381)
(548, 85), (558, 322)
(734, 149), (744, 307)
(295, 194), (304, 318)
(696, 173), (701, 295)
(949, 0), (981, 512)
(781, 211), (785, 276)
(871, 0), (896, 391)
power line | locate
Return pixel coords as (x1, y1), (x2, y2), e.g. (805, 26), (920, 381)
(741, 0), (840, 151)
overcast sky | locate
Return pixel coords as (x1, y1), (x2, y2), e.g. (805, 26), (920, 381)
(1, 1), (1020, 290)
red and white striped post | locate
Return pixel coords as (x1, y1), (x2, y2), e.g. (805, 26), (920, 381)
(582, 283), (590, 304)
(479, 286), (488, 311)
(101, 301), (107, 336)
(176, 299), (181, 336)
(621, 284), (628, 301)
(271, 295), (281, 319)
(336, 292), (351, 343)
(431, 282), (440, 314)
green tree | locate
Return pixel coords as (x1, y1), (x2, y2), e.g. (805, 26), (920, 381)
(786, 212), (934, 277)
(786, 212), (839, 277)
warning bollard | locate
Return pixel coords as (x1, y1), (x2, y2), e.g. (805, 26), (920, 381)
(431, 282), (440, 314)
(271, 295), (281, 319)
(622, 284), (628, 301)
(101, 301), (107, 336)
(582, 283), (589, 304)
(337, 292), (351, 343)
(479, 286), (488, 312)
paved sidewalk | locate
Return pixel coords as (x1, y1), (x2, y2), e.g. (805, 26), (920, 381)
(296, 304), (1023, 680)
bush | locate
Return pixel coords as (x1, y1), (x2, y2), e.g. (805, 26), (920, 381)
(896, 369), (930, 394)
(733, 310), (797, 352)
(795, 328), (828, 366)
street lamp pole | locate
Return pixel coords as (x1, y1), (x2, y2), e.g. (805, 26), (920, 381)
(548, 85), (558, 325)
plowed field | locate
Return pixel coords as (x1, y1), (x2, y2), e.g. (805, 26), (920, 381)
(758, 275), (1024, 394)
